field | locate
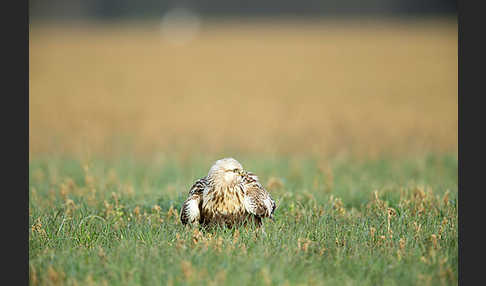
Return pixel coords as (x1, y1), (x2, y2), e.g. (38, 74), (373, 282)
(29, 18), (457, 285)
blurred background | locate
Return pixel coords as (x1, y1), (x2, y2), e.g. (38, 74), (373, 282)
(30, 0), (457, 20)
(29, 0), (457, 160)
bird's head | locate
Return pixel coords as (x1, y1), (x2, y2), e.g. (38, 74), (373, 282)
(208, 158), (244, 187)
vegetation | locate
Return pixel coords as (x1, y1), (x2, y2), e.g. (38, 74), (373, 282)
(29, 154), (457, 285)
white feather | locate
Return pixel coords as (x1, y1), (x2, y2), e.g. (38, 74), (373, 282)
(263, 198), (273, 216)
(186, 199), (200, 222)
(243, 196), (255, 214)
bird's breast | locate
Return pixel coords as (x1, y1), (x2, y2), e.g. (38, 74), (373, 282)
(202, 186), (245, 216)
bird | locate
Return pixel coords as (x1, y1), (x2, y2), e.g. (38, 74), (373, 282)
(180, 158), (276, 228)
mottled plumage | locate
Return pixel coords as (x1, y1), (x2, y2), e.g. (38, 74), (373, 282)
(180, 158), (276, 228)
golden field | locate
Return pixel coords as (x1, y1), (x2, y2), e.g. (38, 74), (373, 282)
(29, 18), (457, 159)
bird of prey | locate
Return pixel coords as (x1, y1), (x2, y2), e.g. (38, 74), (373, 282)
(180, 158), (276, 228)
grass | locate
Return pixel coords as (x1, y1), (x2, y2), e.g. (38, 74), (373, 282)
(29, 154), (457, 285)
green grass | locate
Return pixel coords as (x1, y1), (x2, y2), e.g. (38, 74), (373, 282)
(29, 153), (458, 285)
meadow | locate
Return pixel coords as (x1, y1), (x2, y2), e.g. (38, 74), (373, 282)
(29, 18), (457, 285)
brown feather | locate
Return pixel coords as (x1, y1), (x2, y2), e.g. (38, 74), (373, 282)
(180, 158), (276, 229)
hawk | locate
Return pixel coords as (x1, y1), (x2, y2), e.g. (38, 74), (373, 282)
(180, 158), (276, 228)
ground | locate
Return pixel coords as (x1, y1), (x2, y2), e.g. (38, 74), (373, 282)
(29, 18), (457, 285)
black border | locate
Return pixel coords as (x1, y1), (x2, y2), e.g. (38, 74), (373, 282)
(458, 0), (481, 285)
(5, 0), (29, 284)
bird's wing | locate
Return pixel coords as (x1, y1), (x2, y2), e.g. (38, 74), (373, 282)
(241, 172), (276, 219)
(180, 177), (207, 225)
